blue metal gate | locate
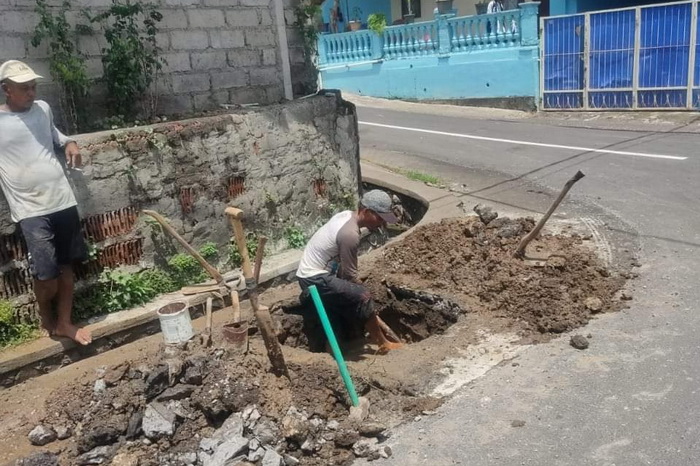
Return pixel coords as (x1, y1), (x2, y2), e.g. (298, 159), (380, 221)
(541, 1), (700, 110)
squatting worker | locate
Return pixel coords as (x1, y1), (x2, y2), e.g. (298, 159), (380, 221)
(296, 190), (403, 353)
(0, 60), (91, 345)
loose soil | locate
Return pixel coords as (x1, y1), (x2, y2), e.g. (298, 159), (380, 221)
(1, 214), (628, 466)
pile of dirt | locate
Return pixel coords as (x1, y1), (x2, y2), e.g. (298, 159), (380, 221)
(19, 340), (438, 466)
(364, 216), (626, 337)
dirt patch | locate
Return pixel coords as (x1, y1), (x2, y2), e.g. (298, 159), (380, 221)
(364, 216), (625, 338)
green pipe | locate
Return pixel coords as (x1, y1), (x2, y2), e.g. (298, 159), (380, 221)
(308, 285), (360, 407)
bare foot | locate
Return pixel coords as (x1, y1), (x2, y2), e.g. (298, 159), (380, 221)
(38, 327), (53, 338)
(377, 341), (404, 354)
(54, 324), (92, 345)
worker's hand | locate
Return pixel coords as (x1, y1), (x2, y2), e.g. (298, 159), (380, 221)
(65, 141), (82, 168)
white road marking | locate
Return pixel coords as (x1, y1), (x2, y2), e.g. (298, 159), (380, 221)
(359, 121), (688, 161)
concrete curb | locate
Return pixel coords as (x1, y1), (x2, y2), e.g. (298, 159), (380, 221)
(0, 165), (464, 388)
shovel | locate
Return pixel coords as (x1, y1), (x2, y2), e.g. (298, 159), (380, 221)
(225, 207), (290, 379)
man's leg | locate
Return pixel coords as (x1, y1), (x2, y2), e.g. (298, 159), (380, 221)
(33, 277), (58, 335)
(52, 207), (91, 345)
(53, 265), (91, 345)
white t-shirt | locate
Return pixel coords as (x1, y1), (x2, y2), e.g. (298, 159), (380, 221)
(296, 211), (361, 281)
(0, 100), (77, 222)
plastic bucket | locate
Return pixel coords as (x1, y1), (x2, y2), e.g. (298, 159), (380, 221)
(157, 302), (194, 344)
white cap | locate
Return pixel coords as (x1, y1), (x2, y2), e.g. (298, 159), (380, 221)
(0, 60), (43, 83)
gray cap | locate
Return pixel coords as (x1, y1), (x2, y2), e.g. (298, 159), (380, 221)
(360, 190), (398, 224)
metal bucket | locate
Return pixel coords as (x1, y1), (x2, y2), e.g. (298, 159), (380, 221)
(222, 320), (249, 352)
(157, 302), (194, 344)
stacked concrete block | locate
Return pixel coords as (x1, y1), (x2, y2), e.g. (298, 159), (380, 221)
(0, 0), (315, 120)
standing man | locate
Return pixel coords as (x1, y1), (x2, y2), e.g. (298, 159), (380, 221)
(297, 190), (402, 353)
(0, 60), (91, 345)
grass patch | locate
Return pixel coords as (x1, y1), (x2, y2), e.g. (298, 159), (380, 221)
(0, 300), (38, 348)
(404, 170), (442, 185)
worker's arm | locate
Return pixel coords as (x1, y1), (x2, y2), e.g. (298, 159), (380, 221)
(48, 104), (81, 168)
(336, 225), (360, 283)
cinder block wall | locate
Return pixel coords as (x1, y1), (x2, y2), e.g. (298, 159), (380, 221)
(0, 0), (315, 121)
(0, 93), (360, 321)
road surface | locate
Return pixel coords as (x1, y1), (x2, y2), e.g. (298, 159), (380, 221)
(354, 99), (700, 466)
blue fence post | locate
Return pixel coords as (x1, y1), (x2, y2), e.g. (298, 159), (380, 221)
(519, 2), (540, 46)
(436, 13), (454, 56)
(317, 34), (328, 65)
(371, 33), (384, 60)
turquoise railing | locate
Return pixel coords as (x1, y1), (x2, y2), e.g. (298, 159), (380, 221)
(383, 22), (439, 59)
(317, 2), (540, 67)
(448, 9), (521, 51)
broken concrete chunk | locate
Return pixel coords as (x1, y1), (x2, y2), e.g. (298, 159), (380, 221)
(78, 423), (124, 453)
(14, 452), (59, 466)
(326, 420), (339, 431)
(247, 447), (265, 462)
(359, 422), (386, 437)
(208, 436), (249, 466)
(511, 420), (526, 428)
(104, 362), (130, 386)
(334, 430), (360, 448)
(125, 412), (143, 439)
(157, 384), (196, 402)
(200, 413), (245, 453)
(253, 417), (281, 445)
(570, 335), (590, 350)
(348, 397), (370, 424)
(144, 365), (169, 400)
(474, 204), (498, 225)
(261, 448), (283, 466)
(497, 222), (523, 238)
(76, 446), (115, 465)
(283, 454), (300, 466)
(110, 452), (139, 466)
(352, 438), (379, 458)
(166, 358), (184, 386)
(28, 425), (57, 446)
(55, 425), (72, 440)
(93, 379), (106, 395)
(142, 402), (177, 439)
(280, 407), (309, 443)
(584, 297), (603, 313)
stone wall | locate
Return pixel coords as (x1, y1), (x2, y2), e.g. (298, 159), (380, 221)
(0, 0), (316, 124)
(0, 92), (360, 320)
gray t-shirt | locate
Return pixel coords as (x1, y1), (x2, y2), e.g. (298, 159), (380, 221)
(296, 210), (360, 282)
(0, 100), (77, 222)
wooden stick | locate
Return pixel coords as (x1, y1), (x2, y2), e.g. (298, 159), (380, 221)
(142, 210), (225, 284)
(226, 207), (290, 379)
(514, 171), (585, 258)
(253, 236), (268, 284)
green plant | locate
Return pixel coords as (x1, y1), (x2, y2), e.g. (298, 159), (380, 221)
(198, 242), (218, 260)
(138, 267), (178, 295)
(405, 170), (441, 185)
(284, 226), (307, 249)
(294, 2), (322, 63)
(167, 253), (209, 287)
(0, 301), (37, 348)
(98, 269), (155, 312)
(87, 0), (165, 120)
(229, 236), (259, 268)
(367, 13), (387, 35)
(32, 0), (90, 134)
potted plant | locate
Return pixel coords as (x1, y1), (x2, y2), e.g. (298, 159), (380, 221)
(436, 0), (454, 15)
(349, 6), (363, 31)
(367, 13), (387, 35)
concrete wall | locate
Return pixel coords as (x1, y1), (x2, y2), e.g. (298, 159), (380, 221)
(0, 0), (315, 124)
(0, 93), (360, 320)
(321, 46), (539, 105)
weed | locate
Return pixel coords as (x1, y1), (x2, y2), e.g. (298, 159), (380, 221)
(229, 236), (259, 268)
(86, 0), (165, 119)
(168, 254), (208, 288)
(0, 301), (37, 348)
(284, 226), (307, 249)
(198, 242), (218, 260)
(32, 0), (90, 134)
(98, 269), (155, 312)
(138, 268), (178, 295)
(404, 170), (441, 185)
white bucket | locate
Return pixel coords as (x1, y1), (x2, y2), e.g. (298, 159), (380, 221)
(157, 302), (194, 345)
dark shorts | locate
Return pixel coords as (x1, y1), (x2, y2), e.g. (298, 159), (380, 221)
(298, 274), (375, 323)
(19, 206), (88, 281)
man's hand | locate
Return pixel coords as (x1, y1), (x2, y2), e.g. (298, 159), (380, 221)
(65, 142), (82, 168)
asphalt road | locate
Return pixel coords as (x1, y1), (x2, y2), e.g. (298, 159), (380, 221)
(355, 101), (700, 466)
